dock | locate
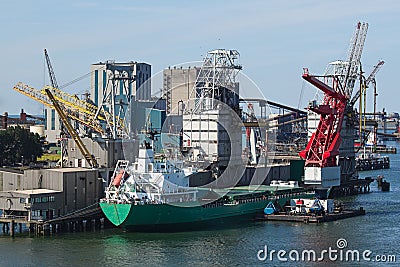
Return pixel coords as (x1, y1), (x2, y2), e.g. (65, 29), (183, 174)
(0, 204), (111, 237)
(356, 153), (390, 171)
(255, 208), (366, 224)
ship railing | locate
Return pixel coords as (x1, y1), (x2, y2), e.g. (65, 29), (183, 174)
(102, 198), (141, 205)
(161, 187), (197, 196)
(201, 189), (314, 209)
(162, 190), (197, 195)
(161, 189), (197, 203)
(135, 180), (162, 193)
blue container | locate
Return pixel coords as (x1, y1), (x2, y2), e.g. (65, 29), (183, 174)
(264, 202), (276, 215)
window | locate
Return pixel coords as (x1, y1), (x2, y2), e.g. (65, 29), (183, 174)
(119, 81), (123, 95)
(51, 109), (56, 130)
(94, 70), (99, 105)
(19, 198), (26, 204)
(32, 210), (40, 217)
(44, 109), (47, 130)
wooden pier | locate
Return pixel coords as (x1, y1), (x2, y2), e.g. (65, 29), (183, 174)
(328, 178), (373, 198)
(0, 215), (29, 237)
(0, 204), (112, 237)
(255, 207), (365, 224)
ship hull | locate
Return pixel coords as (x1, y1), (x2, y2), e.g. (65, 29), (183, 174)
(100, 191), (311, 231)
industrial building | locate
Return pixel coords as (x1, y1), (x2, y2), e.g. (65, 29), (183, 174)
(67, 138), (128, 168)
(181, 50), (242, 170)
(91, 61), (152, 104)
(182, 109), (242, 167)
(0, 168), (102, 220)
(163, 66), (200, 115)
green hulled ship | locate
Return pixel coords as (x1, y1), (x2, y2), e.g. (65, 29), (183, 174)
(100, 145), (313, 231)
(100, 186), (313, 231)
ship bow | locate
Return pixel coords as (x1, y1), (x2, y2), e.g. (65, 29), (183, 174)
(100, 202), (132, 226)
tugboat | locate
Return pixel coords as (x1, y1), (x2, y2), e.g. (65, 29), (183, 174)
(99, 142), (314, 231)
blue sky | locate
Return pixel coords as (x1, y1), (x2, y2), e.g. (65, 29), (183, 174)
(1, 0), (399, 115)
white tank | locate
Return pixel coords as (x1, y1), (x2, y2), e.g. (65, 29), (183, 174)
(30, 125), (45, 137)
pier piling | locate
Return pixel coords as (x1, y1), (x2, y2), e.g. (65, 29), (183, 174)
(10, 220), (15, 237)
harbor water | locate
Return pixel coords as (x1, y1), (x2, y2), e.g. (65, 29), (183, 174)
(1, 142), (399, 266)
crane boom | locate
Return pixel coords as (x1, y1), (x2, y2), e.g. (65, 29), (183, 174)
(343, 22), (368, 98)
(299, 70), (348, 167)
(44, 88), (99, 168)
(44, 48), (69, 167)
(44, 49), (59, 89)
(42, 85), (125, 131)
(14, 82), (126, 136)
(349, 60), (384, 106)
(13, 82), (105, 135)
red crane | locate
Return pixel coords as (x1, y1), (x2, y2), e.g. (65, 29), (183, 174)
(299, 69), (348, 168)
(299, 22), (368, 187)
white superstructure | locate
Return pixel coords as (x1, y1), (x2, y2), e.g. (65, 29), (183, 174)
(104, 143), (197, 204)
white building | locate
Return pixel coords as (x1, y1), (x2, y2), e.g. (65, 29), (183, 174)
(182, 108), (242, 167)
(44, 107), (62, 144)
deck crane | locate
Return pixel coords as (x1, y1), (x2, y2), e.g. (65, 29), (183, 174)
(44, 88), (99, 168)
(299, 22), (368, 188)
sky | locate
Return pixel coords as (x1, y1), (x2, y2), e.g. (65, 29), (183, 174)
(1, 0), (399, 115)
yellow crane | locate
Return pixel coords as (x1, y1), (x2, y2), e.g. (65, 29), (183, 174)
(13, 82), (105, 135)
(44, 88), (99, 168)
(13, 82), (127, 136)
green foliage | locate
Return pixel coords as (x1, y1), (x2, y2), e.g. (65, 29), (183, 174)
(0, 126), (43, 166)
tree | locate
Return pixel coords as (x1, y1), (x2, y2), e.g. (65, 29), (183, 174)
(0, 126), (43, 166)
